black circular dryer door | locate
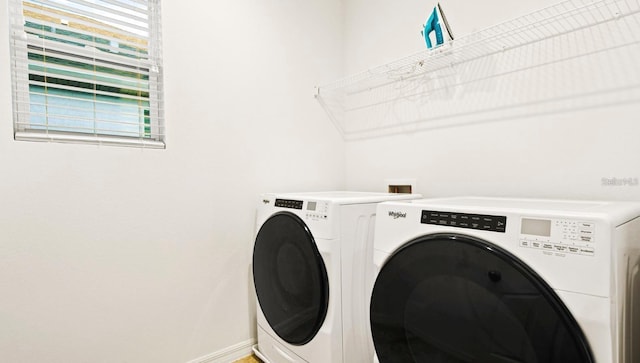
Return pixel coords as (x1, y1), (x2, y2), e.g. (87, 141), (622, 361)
(253, 212), (329, 346)
(370, 234), (594, 363)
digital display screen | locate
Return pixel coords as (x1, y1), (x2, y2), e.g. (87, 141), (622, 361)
(521, 218), (551, 237)
(307, 201), (317, 211)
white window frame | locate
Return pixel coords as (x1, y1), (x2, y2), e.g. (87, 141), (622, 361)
(8, 0), (165, 148)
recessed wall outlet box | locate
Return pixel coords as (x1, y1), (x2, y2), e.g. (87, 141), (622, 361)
(385, 178), (417, 194)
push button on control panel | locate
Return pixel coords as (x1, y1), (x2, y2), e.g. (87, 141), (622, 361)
(578, 222), (595, 242)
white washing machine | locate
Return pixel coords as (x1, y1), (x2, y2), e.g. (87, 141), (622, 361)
(369, 197), (640, 363)
(252, 191), (421, 363)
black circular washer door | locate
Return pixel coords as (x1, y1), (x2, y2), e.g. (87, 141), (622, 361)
(253, 212), (329, 345)
(370, 233), (594, 363)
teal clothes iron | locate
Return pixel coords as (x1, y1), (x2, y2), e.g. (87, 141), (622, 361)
(421, 3), (454, 48)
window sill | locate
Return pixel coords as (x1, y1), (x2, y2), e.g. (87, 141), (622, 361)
(14, 131), (166, 149)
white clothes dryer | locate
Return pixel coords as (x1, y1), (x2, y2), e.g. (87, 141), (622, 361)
(369, 197), (640, 363)
(252, 191), (421, 363)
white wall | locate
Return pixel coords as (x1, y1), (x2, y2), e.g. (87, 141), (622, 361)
(343, 0), (640, 201)
(0, 1), (344, 362)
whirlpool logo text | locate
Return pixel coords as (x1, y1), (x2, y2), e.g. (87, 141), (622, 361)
(388, 211), (407, 219)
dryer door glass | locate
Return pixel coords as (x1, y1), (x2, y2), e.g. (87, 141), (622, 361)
(370, 233), (594, 363)
(253, 212), (329, 346)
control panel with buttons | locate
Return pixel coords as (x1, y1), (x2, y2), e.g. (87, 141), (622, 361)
(305, 200), (329, 221)
(275, 199), (303, 209)
(421, 210), (507, 233)
(519, 218), (596, 257)
(274, 199), (330, 221)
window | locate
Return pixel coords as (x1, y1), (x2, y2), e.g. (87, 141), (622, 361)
(8, 0), (164, 148)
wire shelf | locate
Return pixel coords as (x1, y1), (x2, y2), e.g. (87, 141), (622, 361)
(316, 0), (640, 140)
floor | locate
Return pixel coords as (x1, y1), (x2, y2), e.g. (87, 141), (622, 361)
(233, 355), (262, 363)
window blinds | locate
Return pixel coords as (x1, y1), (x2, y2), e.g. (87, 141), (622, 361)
(8, 0), (165, 148)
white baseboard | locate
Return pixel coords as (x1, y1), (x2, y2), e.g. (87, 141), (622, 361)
(186, 339), (257, 363)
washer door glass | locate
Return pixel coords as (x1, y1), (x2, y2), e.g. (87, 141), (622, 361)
(253, 212), (329, 346)
(370, 234), (594, 363)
